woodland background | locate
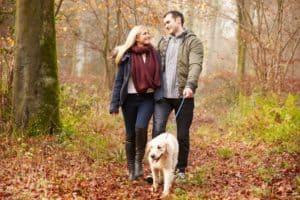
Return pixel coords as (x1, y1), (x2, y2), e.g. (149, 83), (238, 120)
(0, 0), (299, 199)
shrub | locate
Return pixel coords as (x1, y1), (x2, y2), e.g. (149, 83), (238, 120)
(226, 93), (300, 153)
(59, 83), (124, 162)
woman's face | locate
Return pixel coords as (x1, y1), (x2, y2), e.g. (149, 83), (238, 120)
(136, 29), (151, 45)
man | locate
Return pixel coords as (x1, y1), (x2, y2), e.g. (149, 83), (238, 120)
(153, 10), (203, 179)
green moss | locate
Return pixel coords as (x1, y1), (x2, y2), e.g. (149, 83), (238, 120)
(35, 0), (60, 135)
(26, 106), (61, 136)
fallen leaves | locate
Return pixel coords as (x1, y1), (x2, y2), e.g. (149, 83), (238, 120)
(0, 109), (299, 199)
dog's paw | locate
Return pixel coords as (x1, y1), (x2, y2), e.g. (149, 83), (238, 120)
(160, 192), (169, 199)
(151, 185), (158, 192)
(158, 178), (164, 185)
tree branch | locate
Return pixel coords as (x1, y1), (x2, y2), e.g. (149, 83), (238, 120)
(55, 0), (64, 17)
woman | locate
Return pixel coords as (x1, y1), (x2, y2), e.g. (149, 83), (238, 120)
(109, 25), (161, 180)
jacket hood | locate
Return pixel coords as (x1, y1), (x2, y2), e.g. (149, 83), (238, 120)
(180, 29), (197, 41)
(164, 29), (197, 41)
(184, 29), (197, 38)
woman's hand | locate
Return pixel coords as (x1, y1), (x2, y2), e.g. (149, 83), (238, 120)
(109, 108), (119, 115)
(109, 47), (119, 60)
(111, 111), (119, 115)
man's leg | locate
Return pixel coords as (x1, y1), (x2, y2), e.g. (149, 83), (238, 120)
(175, 98), (194, 173)
(152, 99), (173, 138)
(146, 99), (172, 183)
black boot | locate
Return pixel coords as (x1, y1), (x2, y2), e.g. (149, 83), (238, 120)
(134, 127), (148, 178)
(125, 141), (136, 180)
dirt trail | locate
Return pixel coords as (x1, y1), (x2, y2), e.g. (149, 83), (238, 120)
(0, 118), (298, 200)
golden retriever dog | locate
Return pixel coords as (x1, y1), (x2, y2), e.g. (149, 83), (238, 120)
(146, 132), (179, 198)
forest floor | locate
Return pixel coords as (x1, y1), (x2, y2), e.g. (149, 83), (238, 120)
(0, 75), (299, 199)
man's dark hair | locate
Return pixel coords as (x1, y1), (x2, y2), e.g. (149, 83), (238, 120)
(164, 10), (184, 25)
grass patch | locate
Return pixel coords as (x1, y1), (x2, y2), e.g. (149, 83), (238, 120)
(224, 93), (300, 153)
(74, 132), (110, 161)
(195, 125), (220, 144)
(174, 188), (189, 200)
(109, 147), (126, 163)
(251, 185), (271, 198)
(189, 167), (207, 186)
(217, 147), (234, 159)
(256, 166), (275, 183)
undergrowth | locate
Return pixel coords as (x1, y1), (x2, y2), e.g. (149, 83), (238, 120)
(224, 93), (300, 153)
(59, 83), (124, 163)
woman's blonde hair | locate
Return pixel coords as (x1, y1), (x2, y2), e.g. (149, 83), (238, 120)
(115, 25), (147, 65)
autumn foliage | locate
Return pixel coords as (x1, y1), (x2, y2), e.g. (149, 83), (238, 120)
(0, 0), (299, 199)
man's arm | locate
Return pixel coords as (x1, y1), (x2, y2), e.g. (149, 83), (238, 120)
(185, 38), (204, 93)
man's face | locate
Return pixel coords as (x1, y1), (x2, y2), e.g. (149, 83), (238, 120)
(163, 14), (182, 35)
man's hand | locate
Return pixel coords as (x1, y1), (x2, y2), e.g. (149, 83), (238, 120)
(183, 88), (194, 98)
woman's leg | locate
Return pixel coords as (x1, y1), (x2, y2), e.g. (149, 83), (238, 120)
(122, 96), (138, 180)
(134, 95), (154, 178)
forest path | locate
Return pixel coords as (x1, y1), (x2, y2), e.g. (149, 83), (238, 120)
(0, 113), (298, 199)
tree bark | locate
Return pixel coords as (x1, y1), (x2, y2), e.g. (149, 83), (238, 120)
(236, 0), (248, 85)
(236, 0), (250, 109)
(13, 0), (60, 135)
(206, 0), (219, 75)
(103, 0), (115, 89)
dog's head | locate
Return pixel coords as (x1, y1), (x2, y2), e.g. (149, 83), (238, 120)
(146, 139), (169, 162)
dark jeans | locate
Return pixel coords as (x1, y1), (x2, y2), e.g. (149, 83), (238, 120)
(122, 93), (154, 142)
(152, 98), (194, 172)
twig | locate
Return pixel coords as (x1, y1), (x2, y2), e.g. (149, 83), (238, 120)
(55, 0), (64, 17)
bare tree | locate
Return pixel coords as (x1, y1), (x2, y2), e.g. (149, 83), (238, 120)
(206, 0), (220, 75)
(236, 0), (250, 86)
(236, 0), (300, 93)
(58, 0), (163, 88)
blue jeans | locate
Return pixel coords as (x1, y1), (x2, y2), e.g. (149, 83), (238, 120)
(152, 98), (194, 172)
(122, 93), (154, 142)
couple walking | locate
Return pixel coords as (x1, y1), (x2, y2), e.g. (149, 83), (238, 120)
(109, 10), (203, 181)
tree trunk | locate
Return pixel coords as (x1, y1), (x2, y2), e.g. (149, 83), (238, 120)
(236, 0), (250, 110)
(74, 0), (87, 77)
(236, 0), (248, 85)
(13, 0), (60, 135)
(205, 0), (219, 75)
(103, 0), (115, 89)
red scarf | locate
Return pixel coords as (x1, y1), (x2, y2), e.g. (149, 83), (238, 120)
(130, 44), (161, 93)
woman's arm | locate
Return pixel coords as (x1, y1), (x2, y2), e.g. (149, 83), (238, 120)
(109, 64), (124, 114)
